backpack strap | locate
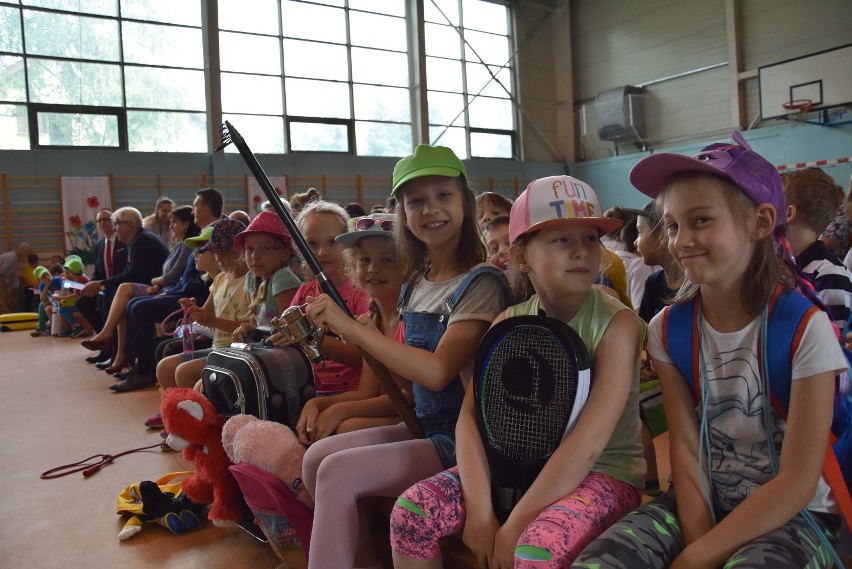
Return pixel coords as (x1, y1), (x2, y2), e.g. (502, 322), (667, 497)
(442, 265), (510, 321)
(663, 297), (702, 404)
(664, 288), (852, 526)
(764, 287), (820, 411)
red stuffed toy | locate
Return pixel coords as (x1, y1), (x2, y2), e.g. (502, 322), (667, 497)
(160, 388), (242, 526)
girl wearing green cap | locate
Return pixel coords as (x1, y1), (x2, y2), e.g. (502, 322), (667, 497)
(300, 145), (511, 569)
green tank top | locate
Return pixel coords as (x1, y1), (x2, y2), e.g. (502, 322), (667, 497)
(506, 287), (646, 489)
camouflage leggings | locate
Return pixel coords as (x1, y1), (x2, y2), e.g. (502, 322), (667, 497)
(572, 491), (840, 569)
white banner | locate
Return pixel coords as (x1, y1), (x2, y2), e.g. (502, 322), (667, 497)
(246, 176), (287, 217)
(60, 177), (112, 264)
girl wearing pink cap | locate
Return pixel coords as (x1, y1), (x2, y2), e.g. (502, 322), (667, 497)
(233, 210), (302, 327)
(575, 132), (847, 568)
(390, 175), (645, 569)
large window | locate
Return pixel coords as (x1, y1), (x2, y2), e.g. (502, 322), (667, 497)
(425, 0), (515, 159)
(0, 0), (206, 151)
(219, 0), (412, 156)
(0, 0), (517, 157)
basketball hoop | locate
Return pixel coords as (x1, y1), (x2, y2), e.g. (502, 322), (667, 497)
(782, 99), (813, 125)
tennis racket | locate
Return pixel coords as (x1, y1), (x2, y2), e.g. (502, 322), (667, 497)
(473, 315), (592, 523)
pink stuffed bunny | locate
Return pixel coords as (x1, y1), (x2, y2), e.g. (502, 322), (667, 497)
(222, 414), (313, 509)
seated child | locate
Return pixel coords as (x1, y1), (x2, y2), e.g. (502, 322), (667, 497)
(782, 167), (852, 331)
(30, 265), (62, 336)
(482, 214), (511, 272)
(52, 255), (92, 338)
(476, 191), (513, 230)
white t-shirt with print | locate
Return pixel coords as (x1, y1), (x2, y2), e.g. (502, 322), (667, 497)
(647, 306), (847, 514)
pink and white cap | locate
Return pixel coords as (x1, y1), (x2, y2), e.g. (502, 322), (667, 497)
(508, 175), (623, 244)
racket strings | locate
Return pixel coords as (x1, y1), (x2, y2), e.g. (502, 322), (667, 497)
(483, 329), (578, 462)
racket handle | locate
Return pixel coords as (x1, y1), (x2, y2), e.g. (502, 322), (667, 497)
(361, 350), (424, 439)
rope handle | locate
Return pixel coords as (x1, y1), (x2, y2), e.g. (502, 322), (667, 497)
(160, 304), (196, 356)
(40, 442), (165, 479)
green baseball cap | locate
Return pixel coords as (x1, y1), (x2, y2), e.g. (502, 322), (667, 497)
(64, 255), (85, 274)
(184, 226), (213, 249)
(33, 266), (49, 280)
(391, 145), (467, 198)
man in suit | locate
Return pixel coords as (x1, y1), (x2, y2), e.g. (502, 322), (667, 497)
(192, 187), (225, 229)
(76, 209), (128, 359)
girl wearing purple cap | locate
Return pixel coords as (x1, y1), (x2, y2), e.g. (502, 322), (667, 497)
(574, 133), (846, 568)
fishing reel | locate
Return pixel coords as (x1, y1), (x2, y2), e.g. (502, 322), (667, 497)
(270, 304), (326, 364)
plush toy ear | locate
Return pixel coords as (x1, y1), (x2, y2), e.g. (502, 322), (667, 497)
(222, 414), (258, 463)
(177, 399), (204, 421)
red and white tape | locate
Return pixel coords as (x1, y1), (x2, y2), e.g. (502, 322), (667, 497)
(776, 156), (851, 172)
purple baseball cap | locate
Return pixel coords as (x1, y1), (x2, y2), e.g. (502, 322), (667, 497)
(629, 131), (785, 229)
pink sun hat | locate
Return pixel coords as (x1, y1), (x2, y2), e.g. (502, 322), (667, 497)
(233, 211), (296, 256)
(508, 175), (622, 244)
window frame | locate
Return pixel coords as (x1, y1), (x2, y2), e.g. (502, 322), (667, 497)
(29, 103), (127, 150)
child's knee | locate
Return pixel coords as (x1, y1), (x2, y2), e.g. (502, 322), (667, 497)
(389, 484), (443, 559)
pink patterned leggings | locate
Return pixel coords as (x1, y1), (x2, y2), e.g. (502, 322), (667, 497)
(390, 467), (642, 568)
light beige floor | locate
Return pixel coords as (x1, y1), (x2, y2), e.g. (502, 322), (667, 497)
(0, 329), (279, 569)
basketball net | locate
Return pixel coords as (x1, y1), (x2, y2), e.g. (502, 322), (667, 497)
(782, 99), (813, 125)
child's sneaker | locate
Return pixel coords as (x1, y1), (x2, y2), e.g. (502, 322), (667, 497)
(144, 413), (164, 429)
(30, 328), (46, 337)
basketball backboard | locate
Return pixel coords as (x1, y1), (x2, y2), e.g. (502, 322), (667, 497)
(758, 44), (852, 120)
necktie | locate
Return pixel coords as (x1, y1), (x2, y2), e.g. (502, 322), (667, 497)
(105, 239), (113, 278)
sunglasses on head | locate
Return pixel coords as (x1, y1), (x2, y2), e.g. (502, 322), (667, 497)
(355, 217), (395, 232)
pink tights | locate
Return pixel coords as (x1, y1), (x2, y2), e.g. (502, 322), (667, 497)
(302, 423), (444, 569)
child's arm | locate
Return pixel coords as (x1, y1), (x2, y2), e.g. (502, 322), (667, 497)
(457, 368), (502, 568)
(670, 371), (835, 569)
(186, 294), (248, 335)
(306, 293), (490, 390)
(654, 359), (713, 544)
(295, 359), (385, 444)
(491, 310), (643, 566)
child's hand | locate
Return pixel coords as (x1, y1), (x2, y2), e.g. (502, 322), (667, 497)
(295, 399), (321, 446)
(305, 294), (351, 337)
(310, 407), (344, 442)
(461, 512), (500, 569)
(192, 304), (215, 327)
(491, 521), (524, 569)
(232, 322), (257, 343)
(178, 297), (197, 309)
(267, 329), (298, 348)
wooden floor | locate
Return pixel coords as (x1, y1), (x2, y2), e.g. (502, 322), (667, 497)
(0, 329), (279, 569)
(0, 327), (672, 569)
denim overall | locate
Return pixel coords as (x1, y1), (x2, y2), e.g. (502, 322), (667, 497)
(398, 266), (509, 469)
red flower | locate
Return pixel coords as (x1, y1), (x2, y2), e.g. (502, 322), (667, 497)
(86, 196), (100, 208)
(69, 215), (82, 227)
(274, 186), (283, 196)
(252, 194), (262, 204)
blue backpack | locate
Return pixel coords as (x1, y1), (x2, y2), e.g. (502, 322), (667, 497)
(662, 286), (852, 525)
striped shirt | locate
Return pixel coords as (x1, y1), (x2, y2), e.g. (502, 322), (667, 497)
(797, 240), (852, 332)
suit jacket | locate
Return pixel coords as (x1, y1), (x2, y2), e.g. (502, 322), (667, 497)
(102, 228), (169, 292)
(91, 236), (128, 281)
(162, 250), (211, 303)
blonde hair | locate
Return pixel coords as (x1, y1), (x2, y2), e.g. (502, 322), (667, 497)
(660, 172), (793, 317)
(343, 235), (398, 332)
(295, 200), (349, 280)
(394, 176), (487, 280)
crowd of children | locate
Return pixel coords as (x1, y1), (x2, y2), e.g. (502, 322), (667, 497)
(8, 134), (851, 568)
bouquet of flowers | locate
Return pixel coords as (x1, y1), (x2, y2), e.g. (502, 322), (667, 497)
(65, 196), (100, 265)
